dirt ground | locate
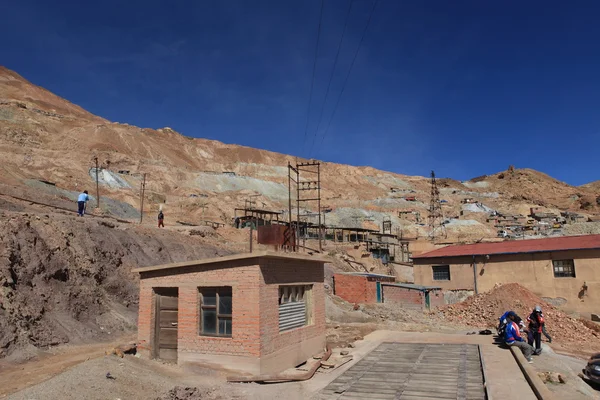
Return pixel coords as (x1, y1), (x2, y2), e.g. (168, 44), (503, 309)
(0, 198), (232, 362)
(528, 344), (600, 400)
(5, 329), (598, 400)
(1, 349), (325, 400)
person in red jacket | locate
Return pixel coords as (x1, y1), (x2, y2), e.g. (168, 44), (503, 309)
(527, 305), (547, 355)
(505, 314), (534, 362)
(158, 210), (165, 228)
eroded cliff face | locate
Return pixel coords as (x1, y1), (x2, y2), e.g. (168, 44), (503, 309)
(0, 209), (230, 359)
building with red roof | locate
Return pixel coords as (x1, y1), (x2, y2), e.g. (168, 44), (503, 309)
(412, 234), (600, 315)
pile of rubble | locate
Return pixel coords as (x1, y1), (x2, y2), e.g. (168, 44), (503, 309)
(439, 283), (600, 350)
(155, 386), (226, 400)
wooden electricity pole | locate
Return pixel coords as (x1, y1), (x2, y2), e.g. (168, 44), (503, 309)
(249, 217), (253, 253)
(139, 173), (147, 224)
(94, 157), (100, 208)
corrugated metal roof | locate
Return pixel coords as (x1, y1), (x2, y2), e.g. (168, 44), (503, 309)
(382, 283), (441, 291)
(342, 272), (396, 279)
(413, 234), (600, 259)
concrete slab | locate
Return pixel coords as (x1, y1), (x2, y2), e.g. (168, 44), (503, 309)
(481, 344), (537, 400)
(304, 330), (537, 400)
(318, 342), (486, 399)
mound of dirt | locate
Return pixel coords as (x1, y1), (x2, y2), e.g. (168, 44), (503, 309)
(0, 210), (231, 359)
(156, 386), (225, 400)
(439, 283), (600, 353)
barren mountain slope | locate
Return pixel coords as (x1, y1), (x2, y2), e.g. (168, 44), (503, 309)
(477, 168), (598, 211)
(0, 65), (598, 239)
(580, 180), (600, 192)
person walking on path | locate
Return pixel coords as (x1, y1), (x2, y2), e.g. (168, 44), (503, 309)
(158, 210), (164, 228)
(77, 190), (89, 217)
(505, 314), (534, 363)
(527, 305), (550, 354)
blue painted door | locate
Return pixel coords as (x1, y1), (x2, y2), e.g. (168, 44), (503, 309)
(376, 282), (382, 303)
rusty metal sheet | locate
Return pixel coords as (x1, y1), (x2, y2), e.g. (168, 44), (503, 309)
(257, 225), (295, 247)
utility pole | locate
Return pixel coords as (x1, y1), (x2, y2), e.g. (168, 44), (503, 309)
(428, 170), (447, 240)
(94, 157), (100, 208)
(249, 216), (254, 252)
(139, 173), (147, 224)
(317, 164), (322, 252)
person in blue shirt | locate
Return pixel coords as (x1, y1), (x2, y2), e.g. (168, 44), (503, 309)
(77, 190), (89, 216)
(497, 310), (516, 336)
(504, 314), (534, 363)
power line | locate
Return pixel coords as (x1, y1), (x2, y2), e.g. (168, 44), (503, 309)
(317, 0), (378, 151)
(308, 0), (354, 156)
(302, 0), (325, 153)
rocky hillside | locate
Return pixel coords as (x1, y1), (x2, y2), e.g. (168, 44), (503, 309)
(0, 203), (232, 360)
(1, 65), (599, 242)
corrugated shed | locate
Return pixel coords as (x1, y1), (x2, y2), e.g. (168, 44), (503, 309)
(413, 234), (600, 259)
(382, 283), (441, 291)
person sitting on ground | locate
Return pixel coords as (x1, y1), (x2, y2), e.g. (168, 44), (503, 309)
(498, 310), (516, 335)
(158, 210), (164, 228)
(504, 313), (535, 363)
(527, 305), (549, 355)
(77, 190), (89, 217)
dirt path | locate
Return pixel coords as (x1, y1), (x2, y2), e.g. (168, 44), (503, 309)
(0, 336), (134, 397)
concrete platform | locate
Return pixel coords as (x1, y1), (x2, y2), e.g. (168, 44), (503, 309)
(318, 342), (486, 399)
(305, 331), (537, 400)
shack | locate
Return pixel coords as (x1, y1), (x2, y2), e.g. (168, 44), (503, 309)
(381, 283), (443, 310)
(332, 272), (396, 304)
(134, 251), (327, 375)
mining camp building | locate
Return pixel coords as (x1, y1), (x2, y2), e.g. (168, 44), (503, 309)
(412, 234), (600, 314)
(134, 252), (327, 375)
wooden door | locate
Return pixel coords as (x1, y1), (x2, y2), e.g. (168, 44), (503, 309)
(154, 288), (178, 362)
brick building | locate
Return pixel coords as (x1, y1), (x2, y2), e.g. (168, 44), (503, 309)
(134, 251), (327, 375)
(412, 234), (600, 314)
(381, 283), (443, 310)
(332, 272), (396, 304)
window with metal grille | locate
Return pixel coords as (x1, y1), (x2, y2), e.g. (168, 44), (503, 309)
(552, 260), (576, 278)
(278, 285), (312, 332)
(198, 287), (232, 337)
(432, 265), (451, 281)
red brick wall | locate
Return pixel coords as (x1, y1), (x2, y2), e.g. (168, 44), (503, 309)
(333, 274), (394, 304)
(382, 285), (424, 308)
(259, 259), (326, 356)
(382, 285), (445, 309)
(429, 289), (445, 308)
(138, 261), (263, 358)
(333, 274), (369, 303)
(365, 276), (394, 303)
(137, 258), (326, 363)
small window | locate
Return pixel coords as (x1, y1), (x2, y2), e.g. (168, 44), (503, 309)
(279, 285), (312, 332)
(432, 265), (450, 281)
(553, 260), (575, 278)
(199, 287), (232, 337)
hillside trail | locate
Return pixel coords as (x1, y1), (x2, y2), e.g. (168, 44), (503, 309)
(0, 335), (135, 397)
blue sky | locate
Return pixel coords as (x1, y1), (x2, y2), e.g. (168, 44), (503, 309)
(2, 1), (600, 185)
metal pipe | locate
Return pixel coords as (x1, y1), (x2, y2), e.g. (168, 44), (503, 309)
(227, 345), (332, 383)
(472, 255), (479, 294)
